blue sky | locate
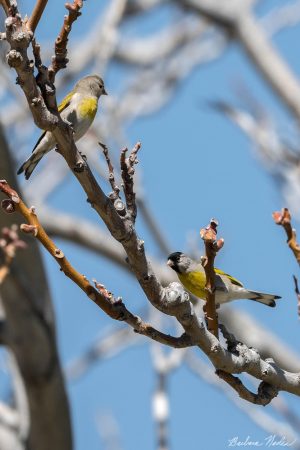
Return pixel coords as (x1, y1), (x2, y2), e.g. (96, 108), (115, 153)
(5, 1), (300, 449)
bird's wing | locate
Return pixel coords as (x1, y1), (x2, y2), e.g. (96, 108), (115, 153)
(214, 268), (243, 287)
(58, 91), (73, 113)
(32, 130), (46, 153)
(32, 92), (74, 153)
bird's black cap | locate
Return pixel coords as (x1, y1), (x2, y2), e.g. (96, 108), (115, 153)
(167, 252), (183, 272)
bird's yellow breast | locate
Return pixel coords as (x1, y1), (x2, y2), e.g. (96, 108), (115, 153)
(178, 271), (207, 300)
(78, 97), (98, 120)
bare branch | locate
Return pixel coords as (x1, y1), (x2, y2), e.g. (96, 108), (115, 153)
(186, 352), (300, 446)
(217, 323), (278, 404)
(216, 370), (278, 406)
(273, 208), (300, 265)
(3, 180), (300, 402)
(120, 142), (141, 222)
(0, 180), (194, 349)
(48, 0), (83, 82)
(0, 0), (10, 17)
(181, 0), (300, 122)
(200, 219), (224, 337)
(100, 142), (121, 201)
(38, 206), (300, 375)
(219, 307), (300, 372)
(137, 198), (172, 256)
(27, 0), (48, 33)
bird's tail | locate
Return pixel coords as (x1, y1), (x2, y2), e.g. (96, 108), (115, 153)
(17, 154), (43, 180)
(245, 290), (281, 307)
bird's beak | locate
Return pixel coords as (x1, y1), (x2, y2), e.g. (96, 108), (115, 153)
(103, 88), (108, 95)
(167, 259), (173, 268)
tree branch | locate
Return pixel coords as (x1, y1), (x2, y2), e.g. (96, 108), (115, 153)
(120, 142), (141, 222)
(0, 0), (10, 17)
(216, 370), (279, 405)
(39, 204), (300, 375)
(48, 0), (83, 82)
(273, 208), (300, 265)
(0, 180), (194, 349)
(181, 0), (300, 123)
(2, 181), (300, 401)
(200, 219), (224, 338)
(27, 0), (48, 33)
(217, 323), (279, 404)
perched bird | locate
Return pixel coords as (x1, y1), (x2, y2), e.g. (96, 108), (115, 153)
(18, 75), (107, 179)
(167, 252), (281, 307)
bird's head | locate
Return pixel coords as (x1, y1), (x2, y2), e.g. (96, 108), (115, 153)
(167, 252), (193, 274)
(76, 75), (108, 98)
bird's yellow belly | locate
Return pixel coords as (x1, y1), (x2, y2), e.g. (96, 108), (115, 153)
(178, 271), (207, 300)
(78, 97), (98, 120)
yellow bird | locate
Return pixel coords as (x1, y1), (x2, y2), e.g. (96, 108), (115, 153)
(167, 252), (281, 307)
(18, 75), (107, 179)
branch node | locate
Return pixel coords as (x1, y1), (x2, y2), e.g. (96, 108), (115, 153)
(54, 248), (64, 259)
(6, 49), (23, 67)
(20, 223), (38, 236)
(1, 199), (16, 214)
(114, 199), (126, 216)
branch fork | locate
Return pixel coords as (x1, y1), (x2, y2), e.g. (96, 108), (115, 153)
(101, 142), (141, 222)
(0, 180), (193, 349)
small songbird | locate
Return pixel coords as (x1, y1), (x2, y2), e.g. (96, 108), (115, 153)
(17, 75), (107, 179)
(167, 252), (281, 307)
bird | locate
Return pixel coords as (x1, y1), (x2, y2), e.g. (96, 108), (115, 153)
(167, 252), (281, 307)
(17, 75), (107, 179)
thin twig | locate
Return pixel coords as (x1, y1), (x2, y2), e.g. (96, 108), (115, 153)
(100, 142), (121, 201)
(32, 37), (42, 70)
(48, 0), (84, 82)
(200, 219), (224, 338)
(137, 198), (172, 256)
(0, 0), (10, 16)
(120, 142), (141, 222)
(273, 208), (300, 265)
(27, 0), (48, 33)
(0, 180), (194, 349)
